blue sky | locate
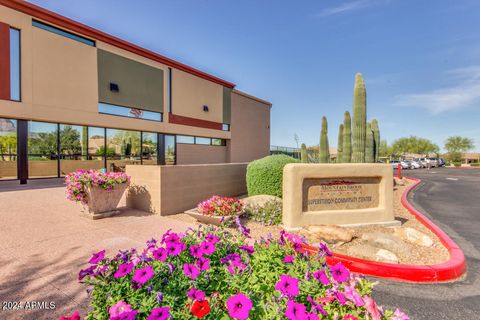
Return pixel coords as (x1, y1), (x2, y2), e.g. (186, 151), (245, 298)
(29, 0), (480, 151)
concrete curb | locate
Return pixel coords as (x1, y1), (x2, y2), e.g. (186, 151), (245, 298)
(302, 177), (467, 282)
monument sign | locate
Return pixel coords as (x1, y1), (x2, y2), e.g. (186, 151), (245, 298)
(283, 164), (396, 230)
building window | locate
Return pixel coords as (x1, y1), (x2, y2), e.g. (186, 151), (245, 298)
(28, 121), (58, 178)
(142, 132), (158, 165)
(0, 118), (17, 180)
(106, 129), (141, 171)
(9, 28), (20, 101)
(87, 126), (106, 166)
(168, 67), (172, 113)
(212, 138), (225, 146)
(177, 135), (195, 144)
(222, 123), (230, 131)
(165, 135), (176, 165)
(195, 137), (211, 145)
(99, 103), (162, 122)
(32, 20), (95, 46)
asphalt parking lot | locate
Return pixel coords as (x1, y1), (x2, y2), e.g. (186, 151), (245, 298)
(373, 167), (480, 319)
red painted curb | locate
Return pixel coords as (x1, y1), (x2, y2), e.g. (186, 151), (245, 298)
(302, 177), (467, 282)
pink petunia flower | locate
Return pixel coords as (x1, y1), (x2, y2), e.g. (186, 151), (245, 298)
(153, 248), (167, 261)
(283, 255), (295, 264)
(114, 262), (134, 279)
(313, 270), (330, 286)
(109, 300), (132, 317)
(146, 307), (170, 320)
(190, 244), (204, 258)
(183, 263), (200, 279)
(196, 257), (211, 271)
(238, 245), (254, 255)
(88, 250), (105, 264)
(306, 313), (320, 320)
(275, 274), (300, 297)
(285, 300), (307, 320)
(205, 233), (220, 244)
(344, 315), (359, 320)
(187, 287), (206, 301)
(226, 293), (252, 320)
(392, 308), (409, 320)
(364, 296), (382, 320)
(330, 263), (350, 283)
(201, 241), (216, 255)
(344, 285), (364, 307)
(133, 265), (155, 285)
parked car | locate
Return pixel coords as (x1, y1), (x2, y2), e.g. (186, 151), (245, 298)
(400, 160), (411, 169)
(438, 158), (446, 167)
(428, 158), (439, 167)
(410, 160), (422, 169)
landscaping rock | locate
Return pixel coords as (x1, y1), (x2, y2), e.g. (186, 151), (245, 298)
(361, 232), (409, 256)
(394, 177), (406, 186)
(394, 227), (434, 247)
(347, 244), (399, 264)
(242, 195), (281, 209)
(303, 225), (354, 244)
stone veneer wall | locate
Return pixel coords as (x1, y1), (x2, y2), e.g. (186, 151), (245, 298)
(126, 163), (247, 216)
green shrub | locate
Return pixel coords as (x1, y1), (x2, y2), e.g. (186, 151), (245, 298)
(246, 155), (299, 198)
(245, 200), (282, 226)
(471, 163), (479, 167)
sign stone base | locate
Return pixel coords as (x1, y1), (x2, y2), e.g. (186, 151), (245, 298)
(282, 164), (396, 231)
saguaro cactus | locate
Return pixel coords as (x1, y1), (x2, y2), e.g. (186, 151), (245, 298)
(319, 116), (330, 163)
(352, 73), (367, 163)
(371, 119), (380, 162)
(342, 111), (352, 163)
(337, 124), (344, 163)
(365, 122), (374, 163)
(300, 143), (308, 163)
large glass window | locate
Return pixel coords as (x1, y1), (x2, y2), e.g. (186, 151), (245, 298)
(142, 132), (158, 165)
(0, 118), (17, 180)
(106, 129), (141, 171)
(28, 121), (58, 178)
(165, 135), (176, 165)
(59, 125), (92, 175)
(88, 127), (106, 170)
(177, 135), (195, 144)
(9, 28), (20, 101)
(99, 103), (162, 122)
(32, 20), (95, 46)
(195, 137), (211, 145)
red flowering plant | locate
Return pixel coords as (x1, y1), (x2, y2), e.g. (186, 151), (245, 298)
(65, 169), (130, 204)
(197, 195), (244, 217)
(78, 223), (409, 320)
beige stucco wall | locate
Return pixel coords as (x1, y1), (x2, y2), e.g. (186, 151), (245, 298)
(229, 90), (271, 162)
(0, 5), (229, 140)
(126, 163), (247, 215)
(177, 144), (227, 165)
(171, 69), (223, 123)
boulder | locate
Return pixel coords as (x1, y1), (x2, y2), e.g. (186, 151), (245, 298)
(303, 225), (354, 244)
(242, 195), (281, 209)
(347, 244), (399, 264)
(394, 227), (434, 247)
(361, 232), (409, 256)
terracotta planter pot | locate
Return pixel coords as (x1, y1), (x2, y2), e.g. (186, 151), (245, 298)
(184, 208), (243, 226)
(82, 183), (129, 219)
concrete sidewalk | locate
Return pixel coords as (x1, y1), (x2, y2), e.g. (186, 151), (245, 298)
(0, 184), (194, 319)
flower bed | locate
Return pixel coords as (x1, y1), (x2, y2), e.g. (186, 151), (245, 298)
(65, 169), (130, 204)
(197, 195), (244, 217)
(78, 226), (409, 319)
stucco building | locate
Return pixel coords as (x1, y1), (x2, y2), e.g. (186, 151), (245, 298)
(0, 0), (271, 183)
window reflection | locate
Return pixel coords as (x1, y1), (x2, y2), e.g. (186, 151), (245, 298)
(106, 129), (141, 171)
(142, 132), (157, 165)
(28, 121), (58, 178)
(165, 135), (175, 165)
(0, 118), (17, 180)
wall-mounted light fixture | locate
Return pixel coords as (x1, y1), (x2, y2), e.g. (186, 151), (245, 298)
(110, 83), (119, 92)
(203, 105), (209, 112)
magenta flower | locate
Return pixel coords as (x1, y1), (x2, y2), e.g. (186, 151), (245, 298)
(392, 308), (409, 320)
(275, 274), (300, 297)
(330, 263), (350, 283)
(344, 315), (359, 320)
(109, 300), (132, 317)
(226, 293), (252, 320)
(190, 244), (204, 258)
(153, 248), (167, 261)
(187, 287), (206, 301)
(146, 307), (170, 320)
(78, 265), (96, 280)
(364, 296), (382, 320)
(344, 285), (364, 307)
(238, 245), (255, 255)
(319, 243), (332, 257)
(166, 243), (184, 256)
(196, 257), (211, 271)
(133, 265), (155, 284)
(313, 270), (330, 286)
(201, 241), (216, 255)
(334, 291), (346, 305)
(292, 241), (303, 252)
(110, 310), (138, 320)
(114, 262), (134, 279)
(283, 255), (295, 264)
(306, 313), (320, 320)
(183, 263), (200, 279)
(285, 300), (307, 320)
(205, 233), (219, 244)
(89, 250), (105, 264)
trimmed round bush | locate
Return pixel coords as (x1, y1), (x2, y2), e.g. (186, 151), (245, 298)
(246, 155), (299, 198)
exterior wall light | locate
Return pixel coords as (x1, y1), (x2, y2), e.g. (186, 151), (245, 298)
(110, 83), (119, 92)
